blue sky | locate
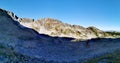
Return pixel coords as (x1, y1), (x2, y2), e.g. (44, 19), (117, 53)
(0, 0), (120, 31)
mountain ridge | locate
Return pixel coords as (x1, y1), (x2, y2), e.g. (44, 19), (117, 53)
(5, 8), (115, 39)
(17, 18), (112, 39)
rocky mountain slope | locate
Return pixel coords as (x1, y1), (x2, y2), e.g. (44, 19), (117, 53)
(7, 11), (112, 39)
(17, 18), (112, 39)
(0, 8), (120, 63)
(0, 8), (48, 62)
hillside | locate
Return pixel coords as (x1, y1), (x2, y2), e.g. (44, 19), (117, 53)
(0, 8), (120, 63)
(7, 9), (115, 39)
(17, 18), (112, 39)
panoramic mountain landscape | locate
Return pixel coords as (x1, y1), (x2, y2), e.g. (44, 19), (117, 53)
(0, 0), (120, 63)
(0, 8), (120, 63)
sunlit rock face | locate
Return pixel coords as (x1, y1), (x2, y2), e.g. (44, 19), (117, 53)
(5, 8), (111, 39)
(18, 17), (111, 39)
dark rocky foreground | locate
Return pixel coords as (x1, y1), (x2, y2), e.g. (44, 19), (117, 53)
(0, 8), (120, 63)
(15, 38), (120, 63)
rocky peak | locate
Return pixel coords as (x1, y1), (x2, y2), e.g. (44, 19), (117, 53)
(0, 8), (19, 21)
(7, 11), (19, 20)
